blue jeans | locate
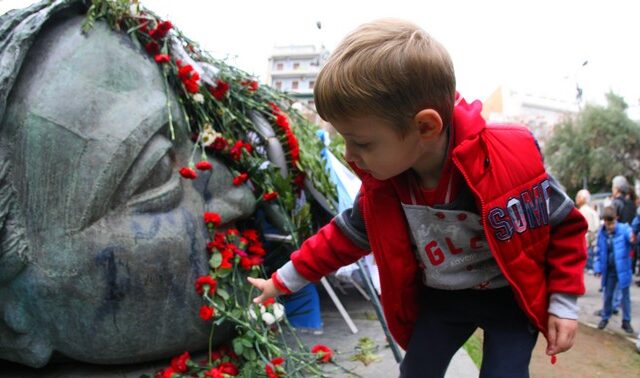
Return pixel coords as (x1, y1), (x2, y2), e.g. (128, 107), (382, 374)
(586, 246), (595, 271)
(603, 273), (631, 322)
(399, 287), (538, 378)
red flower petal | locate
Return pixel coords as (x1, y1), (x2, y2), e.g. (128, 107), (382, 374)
(179, 167), (197, 179)
(144, 41), (160, 55)
(154, 54), (170, 63)
(199, 305), (214, 321)
(204, 212), (221, 226)
(263, 192), (278, 201)
(311, 344), (333, 363)
(195, 160), (213, 171)
(195, 275), (218, 296)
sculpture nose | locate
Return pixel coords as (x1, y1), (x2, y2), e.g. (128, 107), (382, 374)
(189, 156), (257, 225)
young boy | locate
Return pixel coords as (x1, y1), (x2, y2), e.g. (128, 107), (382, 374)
(595, 206), (634, 334)
(249, 19), (587, 377)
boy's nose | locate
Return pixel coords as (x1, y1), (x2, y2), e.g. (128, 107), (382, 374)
(344, 144), (357, 163)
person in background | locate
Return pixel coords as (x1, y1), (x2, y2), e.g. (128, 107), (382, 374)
(631, 208), (640, 286)
(576, 189), (600, 273)
(595, 206), (634, 334)
(611, 175), (636, 225)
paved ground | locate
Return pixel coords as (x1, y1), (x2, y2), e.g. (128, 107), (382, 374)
(1, 271), (637, 377)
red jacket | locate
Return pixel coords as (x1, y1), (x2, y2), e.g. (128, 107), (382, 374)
(288, 97), (587, 349)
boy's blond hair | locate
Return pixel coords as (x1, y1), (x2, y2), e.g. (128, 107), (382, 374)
(314, 19), (456, 133)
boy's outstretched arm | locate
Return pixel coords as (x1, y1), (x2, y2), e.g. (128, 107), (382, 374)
(546, 315), (577, 355)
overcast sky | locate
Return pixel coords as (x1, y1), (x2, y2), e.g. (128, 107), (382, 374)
(2, 0), (639, 114)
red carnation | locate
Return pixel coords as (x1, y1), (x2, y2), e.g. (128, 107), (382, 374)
(311, 344), (333, 363)
(275, 114), (289, 128)
(158, 20), (173, 32)
(242, 229), (260, 243)
(207, 232), (227, 252)
(268, 102), (281, 113)
(199, 305), (215, 321)
(265, 357), (285, 378)
(218, 361), (239, 376)
(154, 54), (170, 63)
(212, 136), (228, 151)
(204, 212), (221, 226)
(226, 228), (239, 238)
(241, 80), (259, 92)
(178, 65), (194, 80)
(195, 275), (218, 296)
(232, 173), (249, 186)
(144, 41), (160, 55)
(240, 255), (263, 270)
(184, 79), (200, 94)
(219, 247), (234, 269)
(248, 243), (265, 256)
(170, 351), (190, 373)
(179, 167), (197, 180)
(155, 367), (176, 378)
(229, 140), (245, 161)
(204, 367), (223, 378)
(263, 191), (279, 201)
(195, 160), (213, 171)
(209, 79), (229, 101)
(293, 172), (306, 188)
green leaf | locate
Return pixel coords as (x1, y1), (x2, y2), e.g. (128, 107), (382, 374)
(217, 288), (230, 301)
(232, 338), (244, 356)
(209, 252), (223, 269)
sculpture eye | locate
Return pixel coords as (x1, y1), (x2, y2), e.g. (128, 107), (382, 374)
(121, 135), (183, 213)
(132, 153), (172, 195)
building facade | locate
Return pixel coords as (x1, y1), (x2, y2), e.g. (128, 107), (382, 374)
(266, 45), (329, 124)
(482, 85), (579, 148)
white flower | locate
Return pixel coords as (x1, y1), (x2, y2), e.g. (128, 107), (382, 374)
(261, 312), (276, 325)
(248, 307), (258, 320)
(272, 303), (285, 322)
(201, 128), (222, 147)
(192, 93), (205, 103)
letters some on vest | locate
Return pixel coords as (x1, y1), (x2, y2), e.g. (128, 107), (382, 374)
(487, 179), (551, 241)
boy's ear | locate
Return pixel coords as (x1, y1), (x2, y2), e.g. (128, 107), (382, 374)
(413, 109), (443, 140)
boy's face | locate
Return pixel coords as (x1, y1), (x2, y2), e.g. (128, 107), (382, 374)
(604, 218), (617, 233)
(332, 115), (425, 180)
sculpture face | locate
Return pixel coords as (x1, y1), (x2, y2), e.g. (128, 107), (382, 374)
(0, 14), (255, 367)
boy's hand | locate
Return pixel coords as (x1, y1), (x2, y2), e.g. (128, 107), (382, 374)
(247, 277), (281, 304)
(546, 315), (577, 355)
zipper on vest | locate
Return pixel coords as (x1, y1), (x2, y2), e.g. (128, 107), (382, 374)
(451, 153), (545, 334)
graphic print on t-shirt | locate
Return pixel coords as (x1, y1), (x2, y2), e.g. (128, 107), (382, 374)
(402, 204), (508, 290)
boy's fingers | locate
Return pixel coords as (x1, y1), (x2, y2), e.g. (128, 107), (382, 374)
(247, 277), (264, 289)
(546, 321), (557, 355)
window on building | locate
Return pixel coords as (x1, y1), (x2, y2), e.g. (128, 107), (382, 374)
(275, 81), (282, 90)
(292, 81), (299, 90)
(276, 63), (283, 71)
(309, 81), (315, 89)
(293, 62), (300, 70)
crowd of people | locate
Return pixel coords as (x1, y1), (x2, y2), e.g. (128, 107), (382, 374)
(576, 175), (640, 353)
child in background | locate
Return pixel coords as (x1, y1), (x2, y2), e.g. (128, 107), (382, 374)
(595, 206), (634, 334)
(249, 19), (587, 377)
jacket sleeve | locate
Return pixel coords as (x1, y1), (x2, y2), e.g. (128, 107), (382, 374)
(546, 206), (588, 295)
(275, 192), (371, 292)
